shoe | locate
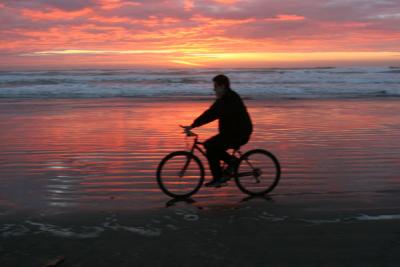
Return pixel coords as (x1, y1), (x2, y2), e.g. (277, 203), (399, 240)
(205, 179), (226, 187)
(219, 175), (230, 183)
(205, 180), (220, 187)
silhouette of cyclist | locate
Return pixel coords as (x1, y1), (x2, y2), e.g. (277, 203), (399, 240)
(182, 74), (253, 187)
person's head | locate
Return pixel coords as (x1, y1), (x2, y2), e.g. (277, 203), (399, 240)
(212, 74), (230, 98)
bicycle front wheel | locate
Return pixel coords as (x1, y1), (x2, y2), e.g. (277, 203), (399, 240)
(235, 149), (281, 196)
(156, 151), (205, 198)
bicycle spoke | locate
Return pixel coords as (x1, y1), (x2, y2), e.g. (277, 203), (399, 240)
(235, 149), (280, 195)
(157, 151), (204, 198)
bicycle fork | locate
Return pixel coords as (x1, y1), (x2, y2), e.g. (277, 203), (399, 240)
(178, 156), (192, 178)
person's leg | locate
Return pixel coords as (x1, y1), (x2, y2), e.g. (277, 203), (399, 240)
(204, 134), (251, 184)
(204, 135), (230, 181)
(220, 150), (234, 164)
(224, 135), (251, 168)
(230, 134), (251, 152)
(218, 135), (246, 164)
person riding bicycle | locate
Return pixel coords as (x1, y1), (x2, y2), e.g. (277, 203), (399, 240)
(182, 74), (253, 187)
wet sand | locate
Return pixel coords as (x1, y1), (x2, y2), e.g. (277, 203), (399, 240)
(2, 199), (400, 266)
(1, 97), (400, 266)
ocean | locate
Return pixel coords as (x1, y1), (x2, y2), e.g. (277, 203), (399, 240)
(0, 67), (399, 99)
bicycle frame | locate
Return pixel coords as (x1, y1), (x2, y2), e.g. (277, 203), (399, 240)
(180, 126), (264, 183)
(187, 135), (238, 164)
(188, 136), (207, 158)
(185, 135), (258, 180)
(157, 129), (281, 197)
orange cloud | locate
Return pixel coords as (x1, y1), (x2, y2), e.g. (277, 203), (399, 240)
(264, 14), (306, 22)
(99, 0), (141, 10)
(213, 0), (239, 4)
(1, 0), (399, 69)
(184, 0), (194, 11)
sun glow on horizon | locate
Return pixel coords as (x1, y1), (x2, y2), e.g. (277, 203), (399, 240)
(1, 0), (399, 69)
(17, 49), (400, 68)
(170, 60), (204, 66)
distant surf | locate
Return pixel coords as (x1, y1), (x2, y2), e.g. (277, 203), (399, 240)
(0, 67), (399, 99)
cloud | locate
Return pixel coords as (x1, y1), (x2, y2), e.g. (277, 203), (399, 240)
(1, 0), (97, 11)
(21, 7), (93, 21)
(26, 49), (178, 55)
(0, 0), (399, 68)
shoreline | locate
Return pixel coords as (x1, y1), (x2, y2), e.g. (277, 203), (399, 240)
(1, 96), (400, 266)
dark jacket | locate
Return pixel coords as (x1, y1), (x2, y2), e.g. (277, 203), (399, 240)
(191, 89), (253, 140)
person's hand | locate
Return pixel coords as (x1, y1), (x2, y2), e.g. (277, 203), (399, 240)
(181, 125), (192, 132)
(180, 125), (194, 136)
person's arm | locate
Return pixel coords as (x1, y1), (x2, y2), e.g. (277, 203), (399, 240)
(190, 100), (222, 128)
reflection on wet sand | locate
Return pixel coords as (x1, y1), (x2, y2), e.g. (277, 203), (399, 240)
(0, 98), (399, 212)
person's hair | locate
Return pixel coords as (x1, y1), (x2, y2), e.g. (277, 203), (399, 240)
(212, 74), (230, 89)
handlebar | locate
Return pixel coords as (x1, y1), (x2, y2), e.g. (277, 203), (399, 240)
(180, 125), (198, 137)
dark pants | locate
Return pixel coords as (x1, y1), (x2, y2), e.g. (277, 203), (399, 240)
(204, 134), (250, 180)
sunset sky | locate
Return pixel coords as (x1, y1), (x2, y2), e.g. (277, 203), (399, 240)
(1, 0), (399, 69)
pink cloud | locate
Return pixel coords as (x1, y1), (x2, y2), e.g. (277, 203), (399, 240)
(0, 0), (399, 68)
(21, 7), (93, 21)
(213, 0), (238, 4)
(263, 14), (306, 22)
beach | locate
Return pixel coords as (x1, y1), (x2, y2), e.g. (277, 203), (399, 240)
(1, 0), (400, 262)
(2, 202), (400, 267)
(1, 97), (400, 266)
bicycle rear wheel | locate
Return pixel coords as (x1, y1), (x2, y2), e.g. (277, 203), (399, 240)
(234, 149), (281, 196)
(156, 151), (205, 198)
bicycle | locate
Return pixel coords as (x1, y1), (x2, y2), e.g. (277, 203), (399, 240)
(156, 126), (281, 199)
